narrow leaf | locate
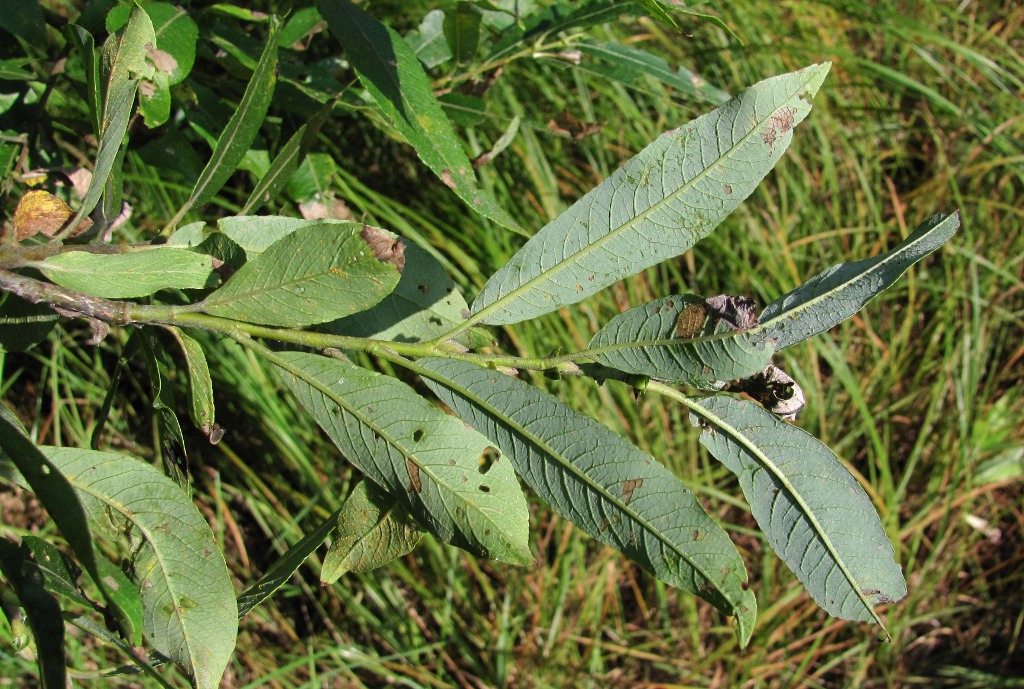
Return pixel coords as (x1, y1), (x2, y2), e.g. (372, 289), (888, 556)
(166, 327), (216, 438)
(752, 212), (960, 350)
(0, 539), (66, 689)
(321, 480), (423, 583)
(317, 0), (521, 231)
(688, 395), (907, 629)
(488, 1), (640, 62)
(588, 294), (774, 386)
(443, 2), (483, 63)
(237, 510), (340, 617)
(166, 20), (279, 229)
(197, 222), (401, 327)
(418, 358), (757, 646)
(273, 351), (532, 565)
(37, 247), (215, 299)
(40, 446), (237, 689)
(139, 331), (190, 488)
(471, 63), (831, 325)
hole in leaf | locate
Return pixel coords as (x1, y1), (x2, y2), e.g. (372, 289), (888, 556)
(478, 484), (491, 493)
(412, 429), (425, 442)
(479, 446), (500, 473)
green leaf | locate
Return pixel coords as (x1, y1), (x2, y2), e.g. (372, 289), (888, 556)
(577, 40), (730, 105)
(0, 293), (57, 352)
(139, 330), (190, 488)
(278, 6), (324, 48)
(630, 0), (738, 40)
(323, 236), (484, 345)
(197, 222), (401, 328)
(237, 510), (340, 617)
(166, 19), (279, 229)
(142, 2), (198, 85)
(273, 351), (532, 565)
(321, 480), (423, 584)
(214, 215), (309, 258)
(418, 358), (757, 646)
(0, 540), (66, 689)
(166, 327), (217, 439)
(317, 0), (522, 232)
(630, 0), (680, 30)
(39, 446), (237, 689)
(19, 536), (93, 609)
(65, 6), (155, 234)
(0, 0), (45, 43)
(0, 407), (134, 648)
(439, 92), (488, 127)
(444, 2), (483, 63)
(139, 68), (171, 128)
(487, 1), (638, 61)
(0, 59), (34, 81)
(588, 294), (774, 386)
(752, 212), (960, 350)
(688, 395), (907, 630)
(37, 247), (215, 299)
(405, 9), (451, 68)
(470, 63), (831, 326)
(285, 152), (336, 204)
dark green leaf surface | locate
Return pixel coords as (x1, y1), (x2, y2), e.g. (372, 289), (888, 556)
(418, 358), (757, 646)
(41, 446), (237, 689)
(198, 222), (400, 327)
(237, 510), (340, 617)
(321, 480), (423, 583)
(688, 395), (907, 628)
(38, 247), (215, 298)
(588, 295), (774, 386)
(0, 540), (66, 689)
(274, 352), (532, 565)
(0, 293), (57, 352)
(470, 63), (830, 325)
(324, 238), (481, 344)
(167, 327), (216, 437)
(317, 0), (521, 231)
(444, 2), (483, 63)
(753, 212), (960, 350)
(143, 2), (198, 85)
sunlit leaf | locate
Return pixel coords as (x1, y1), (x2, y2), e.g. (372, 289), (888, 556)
(37, 247), (215, 299)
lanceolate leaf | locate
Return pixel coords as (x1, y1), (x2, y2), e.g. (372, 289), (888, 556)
(166, 19), (279, 229)
(321, 479), (423, 584)
(39, 447), (237, 689)
(752, 212), (960, 350)
(317, 0), (521, 232)
(273, 352), (532, 565)
(588, 294), (774, 386)
(470, 63), (831, 326)
(418, 358), (757, 646)
(688, 395), (907, 629)
(197, 222), (400, 328)
(166, 327), (216, 438)
(37, 247), (215, 299)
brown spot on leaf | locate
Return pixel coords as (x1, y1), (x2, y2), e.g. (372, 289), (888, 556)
(441, 169), (457, 189)
(621, 478), (643, 506)
(145, 42), (178, 74)
(705, 294), (759, 331)
(417, 284), (429, 294)
(723, 183), (733, 195)
(406, 458), (422, 493)
(360, 225), (406, 272)
(675, 302), (708, 339)
(761, 107), (797, 147)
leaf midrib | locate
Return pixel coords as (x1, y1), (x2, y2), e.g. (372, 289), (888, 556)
(473, 66), (825, 324)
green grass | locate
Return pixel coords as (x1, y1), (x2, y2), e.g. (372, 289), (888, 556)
(2, 0), (1023, 687)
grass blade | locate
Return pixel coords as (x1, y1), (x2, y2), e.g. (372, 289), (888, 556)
(418, 358), (757, 646)
(687, 395), (907, 631)
(470, 63), (831, 326)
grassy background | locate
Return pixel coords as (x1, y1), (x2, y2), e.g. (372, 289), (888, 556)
(2, 1), (1023, 687)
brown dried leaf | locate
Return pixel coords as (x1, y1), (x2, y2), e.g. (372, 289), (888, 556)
(14, 190), (93, 240)
(359, 225), (405, 272)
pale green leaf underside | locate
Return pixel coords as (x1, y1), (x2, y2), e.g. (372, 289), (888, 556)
(418, 358), (756, 647)
(38, 248), (214, 298)
(41, 447), (237, 689)
(321, 479), (423, 584)
(471, 62), (831, 325)
(216, 215), (311, 259)
(688, 396), (907, 627)
(753, 212), (960, 349)
(589, 294), (774, 386)
(197, 222), (399, 327)
(273, 352), (532, 565)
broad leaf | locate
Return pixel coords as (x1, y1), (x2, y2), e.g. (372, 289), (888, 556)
(752, 212), (960, 350)
(443, 2), (483, 63)
(197, 222), (401, 328)
(588, 294), (774, 386)
(215, 215), (310, 258)
(317, 0), (521, 231)
(38, 247), (215, 299)
(237, 510), (340, 617)
(321, 480), (423, 583)
(688, 395), (907, 629)
(143, 2), (198, 85)
(405, 9), (451, 68)
(418, 358), (757, 646)
(40, 446), (237, 689)
(470, 63), (831, 325)
(324, 237), (486, 345)
(0, 293), (57, 352)
(273, 351), (532, 565)
(166, 19), (279, 229)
